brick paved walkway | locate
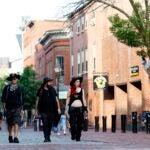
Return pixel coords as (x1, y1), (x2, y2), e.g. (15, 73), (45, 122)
(0, 123), (150, 150)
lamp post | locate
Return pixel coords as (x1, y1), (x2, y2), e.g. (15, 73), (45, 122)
(54, 66), (61, 99)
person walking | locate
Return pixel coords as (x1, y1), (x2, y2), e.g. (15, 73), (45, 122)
(65, 76), (88, 141)
(1, 73), (24, 143)
(57, 101), (67, 135)
(35, 77), (61, 142)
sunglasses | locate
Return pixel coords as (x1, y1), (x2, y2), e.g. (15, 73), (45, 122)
(12, 77), (17, 80)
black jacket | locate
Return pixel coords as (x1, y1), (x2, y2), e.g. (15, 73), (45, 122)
(1, 84), (24, 110)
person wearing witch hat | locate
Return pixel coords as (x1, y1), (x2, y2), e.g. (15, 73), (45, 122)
(65, 76), (88, 141)
(1, 73), (24, 143)
(35, 77), (61, 142)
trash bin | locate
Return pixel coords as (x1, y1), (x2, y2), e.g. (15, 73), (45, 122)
(95, 116), (99, 132)
(83, 118), (88, 131)
(83, 112), (88, 131)
(39, 118), (43, 131)
(34, 118), (38, 131)
(121, 115), (127, 133)
(146, 112), (150, 134)
(111, 115), (116, 133)
(132, 112), (137, 133)
(102, 116), (107, 132)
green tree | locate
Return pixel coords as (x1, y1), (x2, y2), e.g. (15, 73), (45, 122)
(0, 77), (6, 107)
(20, 66), (41, 110)
(70, 0), (150, 75)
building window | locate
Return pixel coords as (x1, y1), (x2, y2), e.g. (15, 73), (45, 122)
(56, 56), (64, 75)
(104, 86), (114, 100)
(85, 49), (88, 72)
(89, 11), (96, 26)
(81, 16), (85, 31)
(93, 45), (96, 70)
(82, 62), (84, 73)
(39, 58), (42, 76)
(70, 25), (74, 38)
(81, 50), (84, 73)
(71, 55), (74, 76)
(85, 15), (88, 28)
(47, 61), (52, 77)
(86, 61), (88, 72)
(77, 51), (81, 75)
(94, 58), (96, 70)
(78, 64), (80, 75)
(72, 66), (74, 76)
(76, 19), (81, 33)
(91, 11), (95, 19)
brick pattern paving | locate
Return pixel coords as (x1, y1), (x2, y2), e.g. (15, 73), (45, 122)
(0, 125), (150, 150)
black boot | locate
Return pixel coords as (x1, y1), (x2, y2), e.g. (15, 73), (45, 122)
(44, 138), (51, 142)
(76, 138), (81, 141)
(9, 136), (14, 143)
(14, 137), (19, 143)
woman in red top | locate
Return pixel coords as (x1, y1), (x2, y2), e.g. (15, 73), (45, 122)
(65, 76), (87, 141)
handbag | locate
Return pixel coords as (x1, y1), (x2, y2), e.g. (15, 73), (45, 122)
(82, 111), (88, 131)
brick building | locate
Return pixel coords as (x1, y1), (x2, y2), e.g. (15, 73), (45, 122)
(23, 20), (65, 68)
(68, 1), (150, 128)
(35, 29), (70, 99)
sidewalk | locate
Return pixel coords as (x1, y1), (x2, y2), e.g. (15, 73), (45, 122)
(0, 125), (150, 150)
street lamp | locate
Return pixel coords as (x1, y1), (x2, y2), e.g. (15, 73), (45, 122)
(54, 66), (62, 99)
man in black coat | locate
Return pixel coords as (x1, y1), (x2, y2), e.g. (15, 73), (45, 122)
(35, 77), (61, 142)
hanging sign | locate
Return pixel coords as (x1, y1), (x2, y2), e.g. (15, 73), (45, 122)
(93, 74), (108, 90)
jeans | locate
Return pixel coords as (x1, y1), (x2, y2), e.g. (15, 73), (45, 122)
(40, 113), (54, 140)
(57, 115), (67, 132)
(69, 107), (84, 140)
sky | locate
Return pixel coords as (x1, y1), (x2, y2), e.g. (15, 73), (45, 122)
(0, 0), (75, 61)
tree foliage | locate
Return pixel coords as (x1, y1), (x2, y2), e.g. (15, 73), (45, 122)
(0, 77), (6, 107)
(20, 66), (41, 110)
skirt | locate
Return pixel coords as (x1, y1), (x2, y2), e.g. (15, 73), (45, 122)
(6, 108), (21, 126)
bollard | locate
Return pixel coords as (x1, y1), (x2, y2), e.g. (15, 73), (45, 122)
(83, 112), (88, 131)
(95, 116), (99, 132)
(146, 112), (150, 134)
(34, 119), (38, 131)
(121, 115), (127, 133)
(132, 112), (137, 133)
(111, 115), (116, 133)
(102, 116), (107, 132)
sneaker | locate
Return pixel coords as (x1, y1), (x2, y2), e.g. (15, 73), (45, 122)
(57, 132), (61, 135)
(63, 131), (66, 135)
(9, 136), (14, 143)
(14, 137), (19, 143)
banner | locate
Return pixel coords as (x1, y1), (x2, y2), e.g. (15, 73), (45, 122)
(93, 74), (108, 90)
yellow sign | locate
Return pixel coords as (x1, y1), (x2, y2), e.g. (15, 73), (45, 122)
(130, 66), (139, 77)
(93, 75), (108, 90)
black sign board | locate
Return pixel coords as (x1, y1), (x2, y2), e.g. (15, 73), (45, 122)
(130, 66), (139, 77)
(93, 74), (108, 90)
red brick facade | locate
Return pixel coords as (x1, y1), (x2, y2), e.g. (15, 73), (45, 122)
(69, 1), (150, 128)
(23, 20), (65, 69)
(35, 30), (70, 93)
